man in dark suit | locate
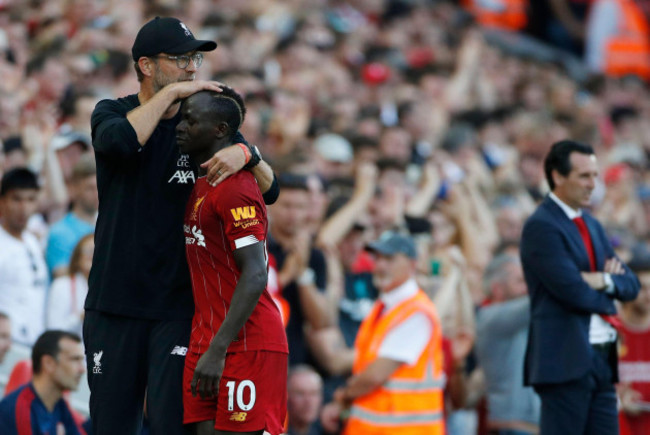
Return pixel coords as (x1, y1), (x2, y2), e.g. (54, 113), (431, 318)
(521, 140), (640, 434)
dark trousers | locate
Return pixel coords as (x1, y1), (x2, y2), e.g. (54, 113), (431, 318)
(83, 311), (191, 435)
(534, 345), (618, 435)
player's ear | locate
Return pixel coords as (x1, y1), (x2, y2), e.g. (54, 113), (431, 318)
(214, 121), (229, 139)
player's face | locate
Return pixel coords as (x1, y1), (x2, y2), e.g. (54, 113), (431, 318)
(176, 94), (215, 154)
(0, 188), (39, 235)
(52, 338), (86, 391)
(0, 317), (11, 364)
(553, 152), (598, 210)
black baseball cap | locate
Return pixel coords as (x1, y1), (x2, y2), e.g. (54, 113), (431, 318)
(365, 231), (417, 259)
(131, 17), (217, 61)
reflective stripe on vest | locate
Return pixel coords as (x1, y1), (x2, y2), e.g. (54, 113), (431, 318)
(349, 406), (444, 426)
(383, 364), (447, 392)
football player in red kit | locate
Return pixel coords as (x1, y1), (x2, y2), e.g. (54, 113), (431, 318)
(177, 87), (288, 435)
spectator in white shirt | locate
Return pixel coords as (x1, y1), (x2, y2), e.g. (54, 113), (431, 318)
(0, 168), (48, 346)
(46, 233), (94, 336)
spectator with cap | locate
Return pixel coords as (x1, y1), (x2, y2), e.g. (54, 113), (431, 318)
(321, 231), (446, 434)
(49, 128), (92, 185)
(313, 133), (354, 181)
(45, 154), (97, 277)
(0, 168), (48, 347)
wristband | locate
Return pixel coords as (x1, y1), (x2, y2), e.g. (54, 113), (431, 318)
(237, 143), (251, 165)
(243, 144), (262, 170)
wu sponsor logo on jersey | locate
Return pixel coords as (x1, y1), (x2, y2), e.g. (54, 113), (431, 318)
(230, 206), (256, 221)
(170, 345), (188, 356)
(93, 351), (103, 374)
(230, 412), (247, 422)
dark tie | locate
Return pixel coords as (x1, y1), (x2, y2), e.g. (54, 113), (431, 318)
(572, 216), (621, 330)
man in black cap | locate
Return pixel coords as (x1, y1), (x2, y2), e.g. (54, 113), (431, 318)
(84, 16), (279, 435)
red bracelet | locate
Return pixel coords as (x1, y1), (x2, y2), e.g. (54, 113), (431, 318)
(237, 143), (251, 165)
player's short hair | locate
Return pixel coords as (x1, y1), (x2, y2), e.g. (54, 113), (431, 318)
(204, 86), (247, 142)
(544, 140), (594, 191)
(0, 167), (39, 196)
(32, 330), (82, 375)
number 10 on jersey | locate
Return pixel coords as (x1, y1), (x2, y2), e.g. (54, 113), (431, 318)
(226, 380), (256, 411)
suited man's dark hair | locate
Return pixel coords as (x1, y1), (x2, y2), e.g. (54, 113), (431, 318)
(544, 140), (595, 191)
(32, 330), (81, 374)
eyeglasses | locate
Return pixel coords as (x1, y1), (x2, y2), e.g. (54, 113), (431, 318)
(154, 53), (203, 69)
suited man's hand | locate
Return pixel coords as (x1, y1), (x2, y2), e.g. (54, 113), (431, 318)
(604, 258), (624, 275)
(581, 272), (606, 290)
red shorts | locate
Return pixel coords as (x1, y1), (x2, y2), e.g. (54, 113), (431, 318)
(183, 350), (288, 434)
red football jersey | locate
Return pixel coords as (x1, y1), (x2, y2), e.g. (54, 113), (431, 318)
(184, 172), (288, 355)
(618, 322), (650, 434)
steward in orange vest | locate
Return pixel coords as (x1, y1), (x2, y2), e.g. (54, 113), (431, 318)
(602, 0), (650, 80)
(321, 232), (446, 435)
(462, 0), (529, 31)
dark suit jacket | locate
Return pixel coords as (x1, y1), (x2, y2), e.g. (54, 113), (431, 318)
(521, 196), (639, 386)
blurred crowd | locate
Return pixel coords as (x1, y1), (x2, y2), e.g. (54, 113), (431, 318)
(3, 0), (650, 434)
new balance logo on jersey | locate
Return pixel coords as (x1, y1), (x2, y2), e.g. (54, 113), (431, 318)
(170, 346), (188, 356)
(230, 412), (247, 422)
(168, 170), (195, 184)
(230, 206), (256, 221)
(93, 351), (103, 374)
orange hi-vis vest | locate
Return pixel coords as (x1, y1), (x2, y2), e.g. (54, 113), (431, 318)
(343, 289), (446, 435)
(604, 0), (650, 80)
(463, 0), (528, 31)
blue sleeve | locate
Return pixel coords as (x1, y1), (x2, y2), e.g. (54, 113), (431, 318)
(592, 223), (640, 302)
(0, 398), (18, 434)
(521, 218), (616, 314)
(91, 99), (141, 158)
